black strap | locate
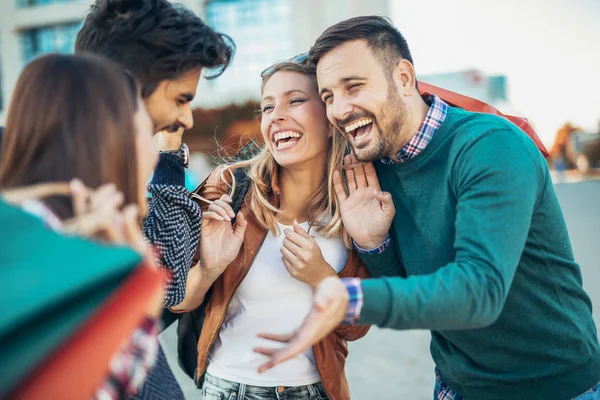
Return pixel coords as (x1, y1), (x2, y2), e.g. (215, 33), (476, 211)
(230, 167), (249, 224)
(229, 139), (260, 222)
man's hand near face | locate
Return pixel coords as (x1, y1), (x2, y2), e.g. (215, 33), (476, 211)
(155, 127), (184, 152)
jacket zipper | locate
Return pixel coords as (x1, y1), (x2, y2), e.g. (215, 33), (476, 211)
(197, 231), (268, 381)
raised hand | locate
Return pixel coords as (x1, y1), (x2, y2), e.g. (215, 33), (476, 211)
(199, 194), (247, 276)
(333, 154), (395, 249)
(280, 220), (337, 288)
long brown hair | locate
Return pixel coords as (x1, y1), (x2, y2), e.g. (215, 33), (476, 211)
(0, 53), (140, 219)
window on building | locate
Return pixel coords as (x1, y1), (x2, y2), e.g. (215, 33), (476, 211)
(205, 0), (293, 95)
(20, 22), (81, 65)
(16, 0), (80, 8)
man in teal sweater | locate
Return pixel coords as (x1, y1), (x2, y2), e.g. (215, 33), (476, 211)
(255, 16), (600, 400)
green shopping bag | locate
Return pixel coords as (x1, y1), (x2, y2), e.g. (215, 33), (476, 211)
(0, 199), (143, 397)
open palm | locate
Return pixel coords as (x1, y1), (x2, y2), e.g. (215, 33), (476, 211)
(334, 157), (395, 249)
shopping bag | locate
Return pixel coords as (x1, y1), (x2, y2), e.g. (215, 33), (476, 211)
(418, 81), (549, 158)
(0, 199), (164, 399)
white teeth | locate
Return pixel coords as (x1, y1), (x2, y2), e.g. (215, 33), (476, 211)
(273, 131), (302, 143)
(344, 118), (373, 133)
(277, 140), (297, 149)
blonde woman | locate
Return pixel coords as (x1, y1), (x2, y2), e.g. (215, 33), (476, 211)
(171, 57), (369, 400)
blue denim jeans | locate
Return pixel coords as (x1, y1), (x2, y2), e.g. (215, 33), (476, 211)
(201, 372), (329, 400)
(434, 369), (600, 400)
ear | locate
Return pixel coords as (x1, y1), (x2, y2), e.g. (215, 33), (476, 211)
(392, 59), (417, 97)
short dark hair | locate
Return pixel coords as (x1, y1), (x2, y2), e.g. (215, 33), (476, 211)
(75, 0), (235, 97)
(309, 16), (414, 76)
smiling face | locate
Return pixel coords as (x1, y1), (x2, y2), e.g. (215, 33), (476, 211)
(144, 68), (201, 133)
(260, 70), (331, 169)
(317, 39), (408, 162)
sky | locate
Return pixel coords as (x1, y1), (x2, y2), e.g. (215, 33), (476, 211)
(391, 0), (600, 147)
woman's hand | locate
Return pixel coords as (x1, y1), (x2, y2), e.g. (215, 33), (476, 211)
(61, 179), (153, 261)
(280, 220), (337, 288)
(199, 194), (247, 277)
(2, 179), (151, 258)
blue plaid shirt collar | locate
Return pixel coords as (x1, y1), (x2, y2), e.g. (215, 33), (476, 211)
(381, 94), (448, 164)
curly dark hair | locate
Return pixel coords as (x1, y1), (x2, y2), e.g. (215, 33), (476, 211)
(75, 0), (235, 97)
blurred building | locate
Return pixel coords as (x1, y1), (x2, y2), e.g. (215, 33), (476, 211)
(0, 0), (90, 124)
(420, 69), (509, 109)
(196, 0), (389, 109)
(0, 0), (389, 124)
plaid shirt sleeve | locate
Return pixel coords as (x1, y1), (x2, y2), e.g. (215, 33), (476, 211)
(341, 278), (364, 324)
(352, 233), (391, 255)
(93, 317), (160, 400)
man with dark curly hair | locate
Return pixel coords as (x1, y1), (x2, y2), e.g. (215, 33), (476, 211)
(74, 0), (235, 398)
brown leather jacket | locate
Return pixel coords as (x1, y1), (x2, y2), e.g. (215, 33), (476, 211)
(190, 167), (370, 400)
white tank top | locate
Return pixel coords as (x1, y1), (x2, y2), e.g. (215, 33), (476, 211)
(206, 220), (349, 386)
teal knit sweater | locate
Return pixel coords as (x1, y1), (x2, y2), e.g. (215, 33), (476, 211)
(358, 106), (600, 399)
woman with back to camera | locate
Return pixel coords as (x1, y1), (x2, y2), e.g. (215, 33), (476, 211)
(0, 53), (162, 399)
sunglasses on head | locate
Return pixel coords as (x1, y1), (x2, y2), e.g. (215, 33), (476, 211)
(260, 52), (309, 78)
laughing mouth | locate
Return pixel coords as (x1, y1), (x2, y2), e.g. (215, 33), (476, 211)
(343, 118), (373, 139)
(273, 130), (303, 149)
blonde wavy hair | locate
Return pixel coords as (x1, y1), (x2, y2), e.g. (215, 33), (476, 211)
(215, 61), (352, 248)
